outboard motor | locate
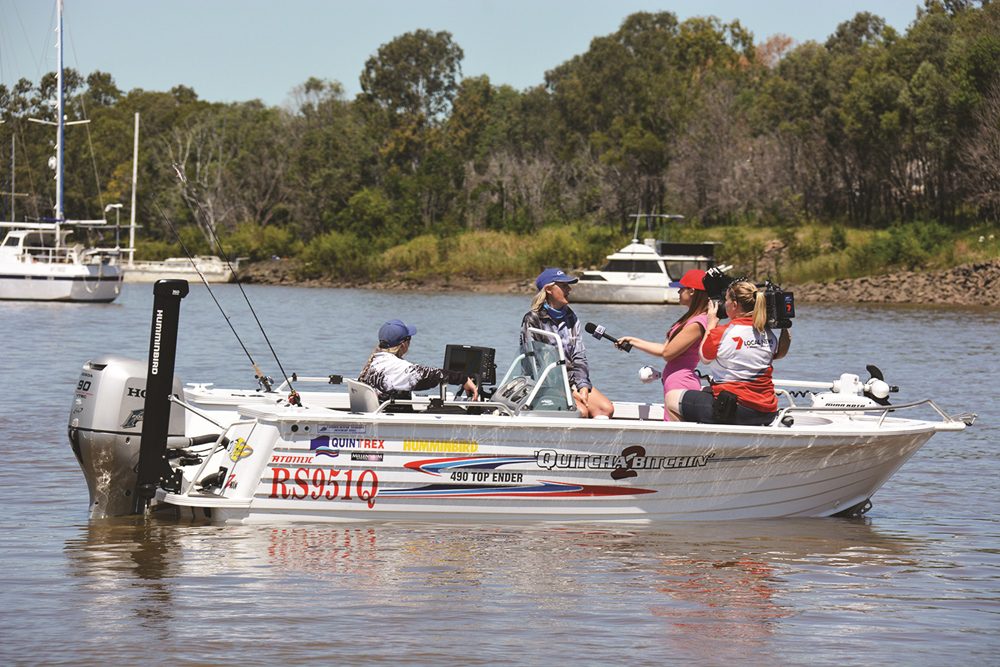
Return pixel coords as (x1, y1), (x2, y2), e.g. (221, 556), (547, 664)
(68, 355), (185, 519)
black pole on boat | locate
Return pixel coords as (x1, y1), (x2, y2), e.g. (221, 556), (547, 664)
(132, 279), (189, 514)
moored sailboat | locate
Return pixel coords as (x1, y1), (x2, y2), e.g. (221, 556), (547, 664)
(0, 0), (122, 303)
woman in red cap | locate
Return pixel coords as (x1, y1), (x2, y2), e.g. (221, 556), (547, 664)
(615, 269), (710, 420)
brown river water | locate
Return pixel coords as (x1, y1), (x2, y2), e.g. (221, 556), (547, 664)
(1, 284), (997, 665)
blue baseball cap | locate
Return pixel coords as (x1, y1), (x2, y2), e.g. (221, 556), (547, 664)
(378, 319), (417, 348)
(535, 268), (579, 291)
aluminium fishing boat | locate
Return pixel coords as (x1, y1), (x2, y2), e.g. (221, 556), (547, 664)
(67, 280), (975, 524)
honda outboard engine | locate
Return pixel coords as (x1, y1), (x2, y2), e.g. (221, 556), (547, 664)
(68, 354), (185, 519)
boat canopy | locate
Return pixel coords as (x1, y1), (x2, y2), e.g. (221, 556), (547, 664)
(1, 228), (74, 250)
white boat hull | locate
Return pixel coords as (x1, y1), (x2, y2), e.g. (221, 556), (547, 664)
(123, 268), (232, 283)
(69, 316), (970, 526)
(159, 405), (937, 524)
(0, 264), (122, 302)
(572, 279), (681, 304)
(123, 257), (235, 283)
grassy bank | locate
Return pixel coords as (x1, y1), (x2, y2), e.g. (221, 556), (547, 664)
(642, 219), (1000, 285)
(143, 219), (1000, 286)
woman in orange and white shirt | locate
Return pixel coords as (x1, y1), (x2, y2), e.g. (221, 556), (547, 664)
(677, 280), (791, 425)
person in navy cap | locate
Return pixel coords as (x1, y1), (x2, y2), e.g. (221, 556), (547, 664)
(519, 268), (614, 418)
(358, 319), (478, 403)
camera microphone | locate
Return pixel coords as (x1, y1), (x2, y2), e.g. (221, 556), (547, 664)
(584, 322), (631, 352)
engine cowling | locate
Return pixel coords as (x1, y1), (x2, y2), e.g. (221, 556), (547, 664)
(68, 354), (184, 518)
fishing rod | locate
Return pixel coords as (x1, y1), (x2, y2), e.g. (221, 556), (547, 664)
(169, 164), (298, 402)
(152, 200), (298, 404)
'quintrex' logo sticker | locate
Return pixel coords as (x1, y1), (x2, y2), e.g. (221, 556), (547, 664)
(535, 446), (714, 480)
(310, 436), (340, 458)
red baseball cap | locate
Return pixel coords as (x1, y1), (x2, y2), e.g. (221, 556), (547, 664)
(677, 269), (706, 291)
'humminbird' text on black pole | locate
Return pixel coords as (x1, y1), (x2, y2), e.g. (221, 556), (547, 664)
(132, 279), (189, 513)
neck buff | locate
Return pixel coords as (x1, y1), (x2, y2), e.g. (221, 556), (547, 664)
(543, 303), (568, 320)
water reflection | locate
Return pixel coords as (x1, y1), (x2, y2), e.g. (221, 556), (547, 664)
(63, 517), (181, 641)
(62, 516), (915, 659)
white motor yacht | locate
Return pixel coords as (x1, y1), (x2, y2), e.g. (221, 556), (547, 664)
(573, 238), (721, 304)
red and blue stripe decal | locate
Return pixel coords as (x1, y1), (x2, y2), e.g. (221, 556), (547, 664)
(404, 456), (533, 475)
(378, 481), (655, 498)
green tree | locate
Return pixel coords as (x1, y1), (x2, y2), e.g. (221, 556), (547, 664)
(546, 12), (757, 227)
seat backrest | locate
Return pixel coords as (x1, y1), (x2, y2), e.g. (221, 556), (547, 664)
(345, 379), (380, 413)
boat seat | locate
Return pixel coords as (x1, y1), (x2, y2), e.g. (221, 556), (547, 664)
(345, 379), (380, 413)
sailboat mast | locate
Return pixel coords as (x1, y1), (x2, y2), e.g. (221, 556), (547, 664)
(129, 112), (139, 267)
(9, 136), (14, 222)
(55, 0), (65, 224)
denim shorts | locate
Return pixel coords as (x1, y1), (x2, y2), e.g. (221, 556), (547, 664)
(679, 388), (777, 426)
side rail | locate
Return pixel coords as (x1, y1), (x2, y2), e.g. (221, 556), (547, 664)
(24, 245), (77, 264)
(275, 374), (344, 392)
(496, 353), (525, 389)
(368, 398), (516, 417)
(775, 399), (976, 430)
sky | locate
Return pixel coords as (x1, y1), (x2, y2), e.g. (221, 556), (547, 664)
(1, 0), (924, 108)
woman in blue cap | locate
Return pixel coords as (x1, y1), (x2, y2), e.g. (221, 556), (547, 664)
(358, 319), (478, 403)
(519, 268), (614, 418)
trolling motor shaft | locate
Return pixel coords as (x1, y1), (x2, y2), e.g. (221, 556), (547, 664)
(133, 279), (190, 512)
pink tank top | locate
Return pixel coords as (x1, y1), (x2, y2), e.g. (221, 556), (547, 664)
(661, 313), (708, 419)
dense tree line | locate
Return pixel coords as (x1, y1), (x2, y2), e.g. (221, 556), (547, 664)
(1, 1), (997, 275)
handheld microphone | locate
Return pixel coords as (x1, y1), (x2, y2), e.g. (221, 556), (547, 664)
(584, 322), (631, 352)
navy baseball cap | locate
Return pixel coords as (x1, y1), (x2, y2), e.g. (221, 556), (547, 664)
(378, 319), (417, 348)
(535, 268), (578, 291)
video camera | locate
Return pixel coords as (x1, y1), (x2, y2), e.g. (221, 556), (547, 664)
(701, 267), (796, 329)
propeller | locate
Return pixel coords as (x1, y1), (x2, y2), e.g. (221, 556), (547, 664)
(863, 364), (898, 406)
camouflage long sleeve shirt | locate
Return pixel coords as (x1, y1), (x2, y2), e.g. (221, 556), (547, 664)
(358, 351), (466, 402)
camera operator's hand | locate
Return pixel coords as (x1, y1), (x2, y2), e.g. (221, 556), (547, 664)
(706, 299), (721, 329)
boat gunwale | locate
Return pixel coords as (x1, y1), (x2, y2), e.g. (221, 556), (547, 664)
(226, 400), (950, 438)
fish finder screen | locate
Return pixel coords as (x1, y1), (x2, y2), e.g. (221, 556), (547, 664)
(443, 345), (497, 385)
